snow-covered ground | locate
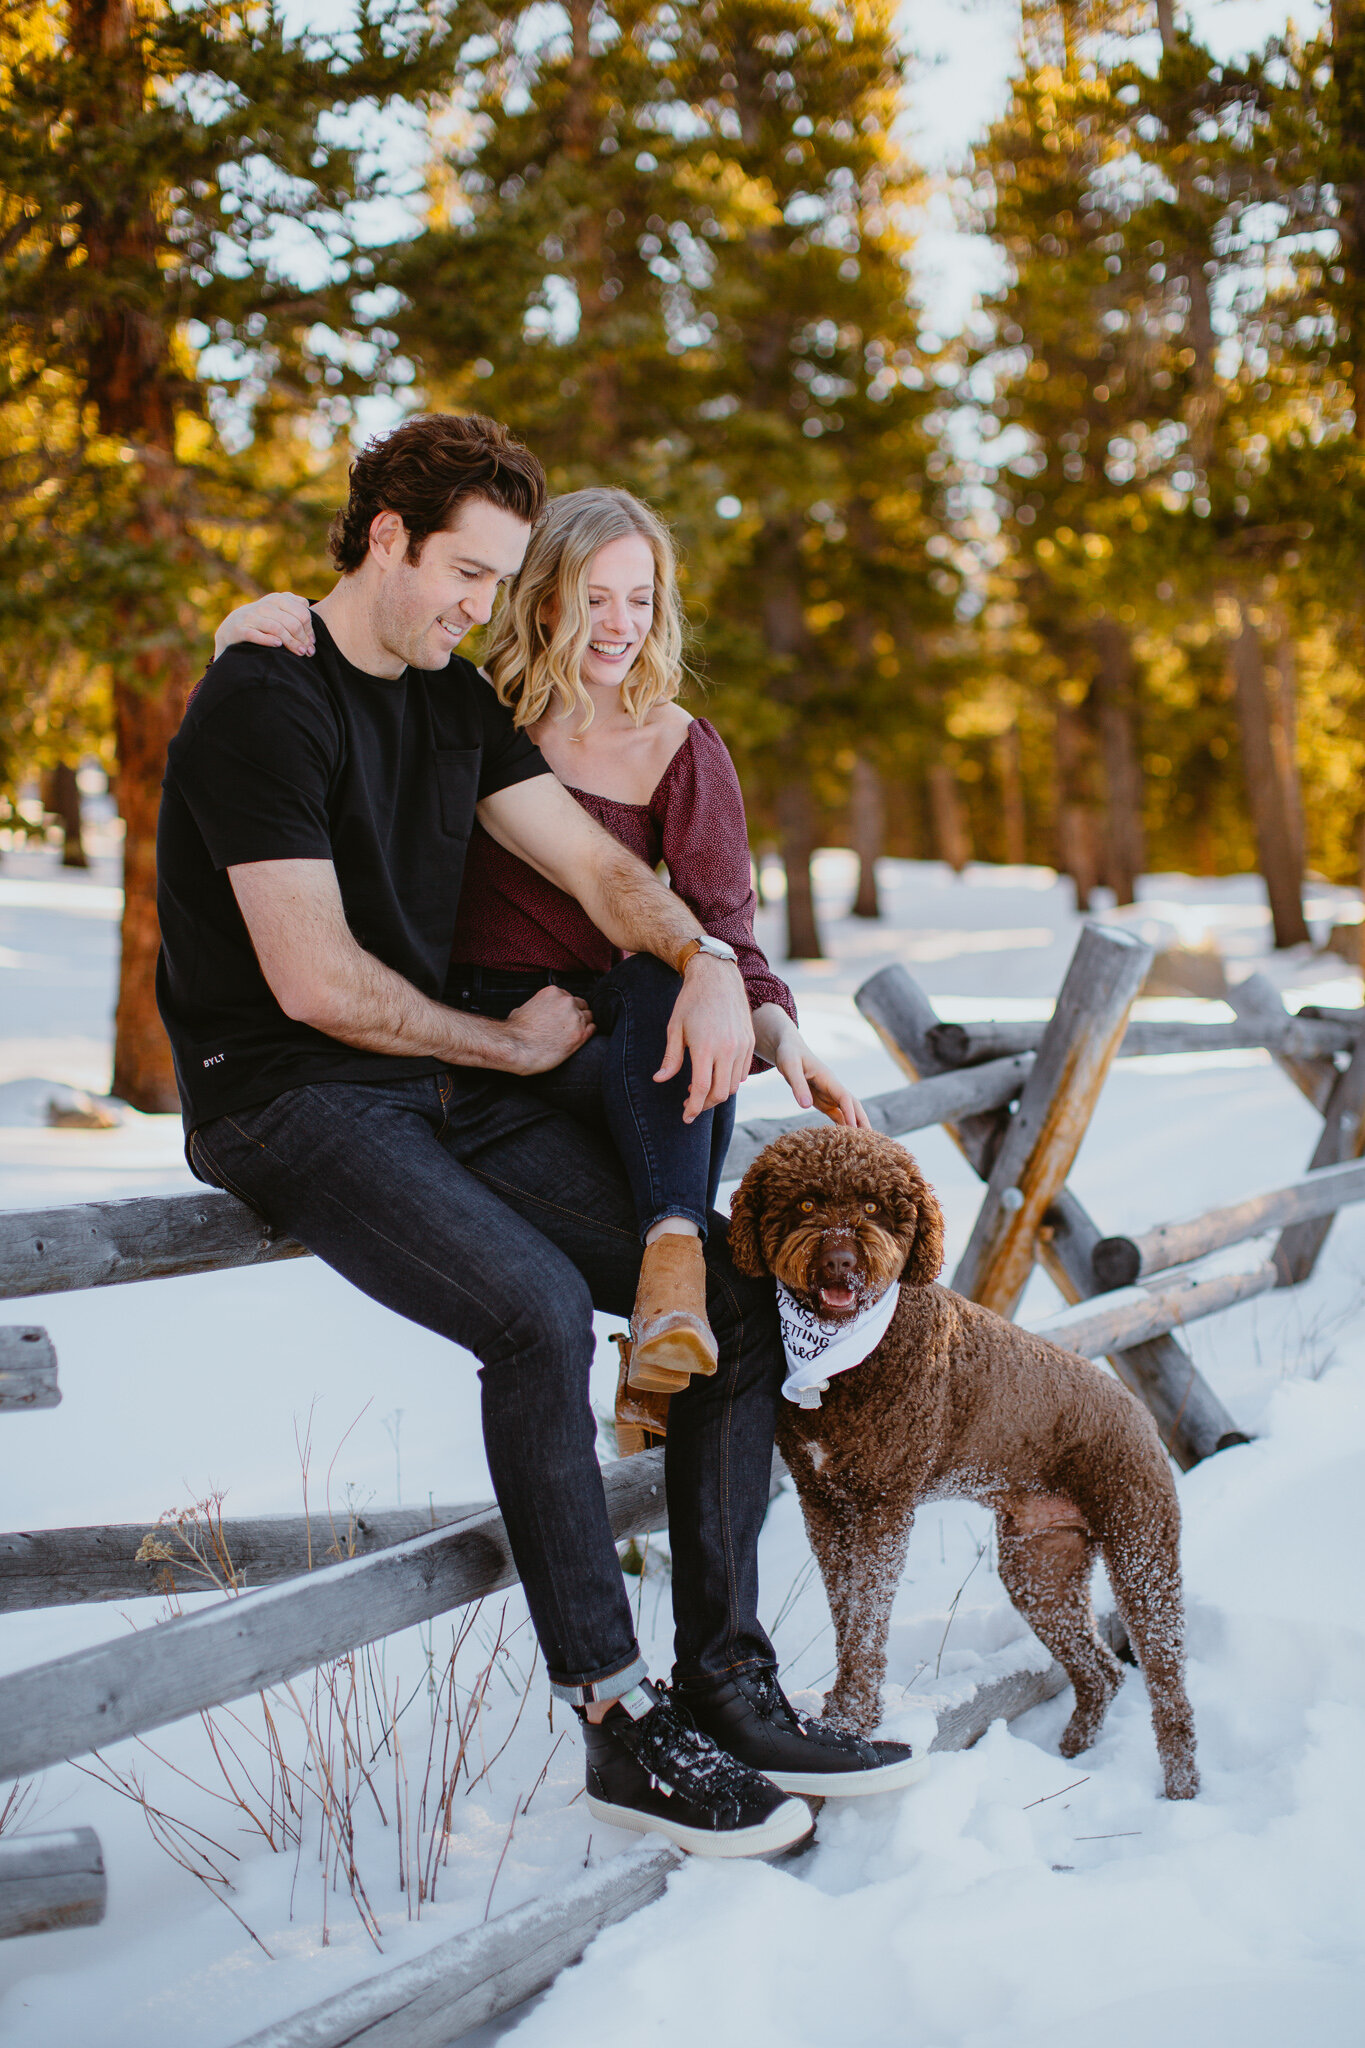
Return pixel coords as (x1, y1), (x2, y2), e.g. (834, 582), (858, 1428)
(1, 847), (1362, 2047)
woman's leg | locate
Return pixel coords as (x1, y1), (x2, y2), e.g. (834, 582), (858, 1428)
(588, 955), (735, 1392)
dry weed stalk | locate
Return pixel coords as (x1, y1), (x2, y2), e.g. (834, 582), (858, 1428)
(109, 1437), (552, 1959)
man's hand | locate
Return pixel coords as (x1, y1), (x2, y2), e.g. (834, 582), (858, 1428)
(502, 985), (595, 1074)
(656, 954), (755, 1122)
(754, 1007), (870, 1129)
(215, 593), (316, 661)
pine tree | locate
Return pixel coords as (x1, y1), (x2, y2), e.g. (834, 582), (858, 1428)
(0, 0), (447, 1107)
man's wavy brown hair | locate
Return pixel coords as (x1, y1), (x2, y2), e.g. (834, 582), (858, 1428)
(328, 414), (546, 572)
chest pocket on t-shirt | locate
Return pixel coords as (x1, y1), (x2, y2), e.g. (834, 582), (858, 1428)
(434, 748), (481, 839)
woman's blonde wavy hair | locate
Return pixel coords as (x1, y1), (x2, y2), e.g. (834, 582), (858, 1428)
(484, 487), (687, 732)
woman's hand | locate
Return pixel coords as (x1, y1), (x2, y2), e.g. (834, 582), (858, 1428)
(754, 1007), (871, 1129)
(214, 592), (315, 661)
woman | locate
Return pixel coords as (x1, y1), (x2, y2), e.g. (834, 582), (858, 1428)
(214, 488), (867, 1432)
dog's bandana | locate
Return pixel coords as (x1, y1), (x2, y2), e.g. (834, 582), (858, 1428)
(776, 1281), (900, 1409)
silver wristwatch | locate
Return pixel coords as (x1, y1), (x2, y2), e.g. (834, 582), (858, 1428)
(677, 934), (739, 973)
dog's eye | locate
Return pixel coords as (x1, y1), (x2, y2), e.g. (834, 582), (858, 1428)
(800, 1199), (815, 1213)
(863, 1202), (879, 1216)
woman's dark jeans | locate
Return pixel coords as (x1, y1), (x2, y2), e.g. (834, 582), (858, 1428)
(445, 954), (737, 1241)
(188, 1059), (782, 1702)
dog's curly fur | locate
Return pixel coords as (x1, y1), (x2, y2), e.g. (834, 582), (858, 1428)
(730, 1126), (1199, 1800)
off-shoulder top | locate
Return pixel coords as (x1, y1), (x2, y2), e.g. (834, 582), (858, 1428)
(448, 716), (796, 1023)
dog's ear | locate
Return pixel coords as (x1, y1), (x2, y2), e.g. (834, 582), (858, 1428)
(901, 1162), (945, 1286)
(725, 1158), (770, 1277)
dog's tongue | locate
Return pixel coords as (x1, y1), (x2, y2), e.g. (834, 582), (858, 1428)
(818, 1283), (857, 1313)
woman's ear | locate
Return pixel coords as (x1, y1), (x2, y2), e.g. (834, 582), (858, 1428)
(725, 1160), (770, 1277)
(901, 1166), (945, 1287)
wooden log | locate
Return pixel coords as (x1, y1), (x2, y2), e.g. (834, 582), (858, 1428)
(0, 1062), (1034, 1302)
(855, 966), (1013, 1175)
(1274, 1039), (1365, 1285)
(0, 1501), (496, 1612)
(0, 1827), (105, 1940)
(0, 1328), (59, 1411)
(1091, 1155), (1365, 1290)
(0, 1188), (308, 1302)
(0, 1448), (674, 1786)
(230, 1840), (685, 2048)
(924, 1013), (1355, 1070)
(854, 964), (1247, 1469)
(927, 1661), (1067, 1753)
(1224, 972), (1338, 1114)
(951, 925), (1152, 1317)
(718, 1056), (1033, 1181)
(1028, 1260), (1279, 1360)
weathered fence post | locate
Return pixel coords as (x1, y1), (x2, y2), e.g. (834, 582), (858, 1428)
(0, 1329), (59, 1411)
(856, 959), (1249, 1468)
(950, 925), (1151, 1316)
(0, 1828), (105, 1939)
(1227, 972), (1365, 1284)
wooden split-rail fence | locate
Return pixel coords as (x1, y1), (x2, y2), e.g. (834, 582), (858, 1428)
(3, 925), (1364, 2042)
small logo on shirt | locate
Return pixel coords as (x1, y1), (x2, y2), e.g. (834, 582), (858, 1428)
(202, 1053), (226, 1068)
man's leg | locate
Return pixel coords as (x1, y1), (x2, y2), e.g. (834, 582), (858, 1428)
(190, 1074), (644, 1704)
(192, 1071), (816, 1856)
(439, 1061), (784, 1683)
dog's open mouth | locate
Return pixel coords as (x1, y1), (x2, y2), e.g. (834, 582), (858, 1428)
(815, 1282), (861, 1318)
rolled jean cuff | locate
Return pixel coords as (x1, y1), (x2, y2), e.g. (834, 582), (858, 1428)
(548, 1650), (649, 1707)
(639, 1204), (710, 1244)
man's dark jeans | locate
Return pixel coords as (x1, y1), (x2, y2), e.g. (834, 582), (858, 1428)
(189, 1060), (783, 1700)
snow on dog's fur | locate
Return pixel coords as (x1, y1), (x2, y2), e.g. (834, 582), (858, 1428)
(729, 1126), (1199, 1799)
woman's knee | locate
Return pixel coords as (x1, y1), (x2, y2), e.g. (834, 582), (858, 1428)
(594, 952), (682, 1034)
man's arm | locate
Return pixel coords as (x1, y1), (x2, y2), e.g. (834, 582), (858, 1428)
(477, 776), (754, 1118)
(227, 858), (592, 1074)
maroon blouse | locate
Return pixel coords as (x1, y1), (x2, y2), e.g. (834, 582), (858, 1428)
(449, 717), (796, 1024)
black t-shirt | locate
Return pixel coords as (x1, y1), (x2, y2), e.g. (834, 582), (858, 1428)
(156, 615), (552, 1131)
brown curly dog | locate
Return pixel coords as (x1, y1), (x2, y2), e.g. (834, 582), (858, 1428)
(729, 1126), (1198, 1800)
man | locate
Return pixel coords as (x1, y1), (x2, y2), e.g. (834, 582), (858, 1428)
(157, 412), (920, 1859)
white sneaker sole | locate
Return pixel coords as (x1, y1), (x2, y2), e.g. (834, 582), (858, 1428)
(764, 1753), (932, 1797)
(585, 1791), (814, 1858)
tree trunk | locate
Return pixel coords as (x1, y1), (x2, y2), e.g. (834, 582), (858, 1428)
(72, 0), (189, 1109)
(927, 763), (971, 874)
(1271, 632), (1306, 879)
(1052, 696), (1100, 911)
(847, 755), (884, 918)
(111, 654), (192, 1111)
(42, 764), (88, 868)
(1090, 617), (1145, 905)
(777, 773), (822, 959)
(1331, 1), (1365, 436)
(992, 726), (1027, 865)
(1228, 605), (1310, 950)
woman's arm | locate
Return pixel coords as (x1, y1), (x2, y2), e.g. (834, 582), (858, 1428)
(214, 593), (316, 660)
(752, 1004), (870, 1129)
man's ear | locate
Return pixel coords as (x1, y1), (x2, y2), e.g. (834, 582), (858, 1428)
(901, 1163), (945, 1286)
(725, 1159), (770, 1277)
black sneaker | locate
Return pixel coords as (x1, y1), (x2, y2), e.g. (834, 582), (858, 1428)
(678, 1668), (929, 1798)
(580, 1680), (815, 1858)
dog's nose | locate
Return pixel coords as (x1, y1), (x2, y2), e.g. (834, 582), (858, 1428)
(816, 1244), (859, 1285)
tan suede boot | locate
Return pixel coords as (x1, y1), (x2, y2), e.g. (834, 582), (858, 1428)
(628, 1234), (719, 1392)
(612, 1335), (671, 1457)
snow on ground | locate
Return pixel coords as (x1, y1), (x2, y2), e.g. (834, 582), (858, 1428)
(0, 848), (1362, 2046)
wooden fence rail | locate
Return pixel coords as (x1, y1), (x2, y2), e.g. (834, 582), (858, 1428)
(0, 1056), (1033, 1305)
(924, 1013), (1362, 1069)
(0, 1501), (492, 1612)
(1092, 1156), (1365, 1289)
(0, 1452), (673, 1786)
